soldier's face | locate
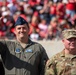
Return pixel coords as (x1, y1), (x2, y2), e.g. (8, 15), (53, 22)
(14, 24), (29, 39)
(62, 38), (76, 51)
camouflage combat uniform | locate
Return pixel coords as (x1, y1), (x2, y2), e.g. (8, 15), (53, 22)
(0, 39), (48, 75)
(45, 50), (76, 75)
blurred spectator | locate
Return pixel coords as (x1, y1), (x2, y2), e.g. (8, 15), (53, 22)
(28, 0), (37, 11)
(59, 19), (71, 31)
(29, 11), (40, 35)
(65, 0), (76, 18)
(56, 2), (65, 21)
(38, 18), (48, 40)
(12, 11), (21, 26)
(30, 28), (39, 40)
(0, 17), (5, 38)
(16, 4), (24, 14)
(47, 17), (61, 40)
(23, 0), (33, 17)
(35, 0), (43, 12)
(7, 0), (18, 16)
(24, 5), (33, 23)
(49, 1), (57, 20)
(1, 10), (15, 39)
(67, 13), (76, 29)
(39, 0), (50, 22)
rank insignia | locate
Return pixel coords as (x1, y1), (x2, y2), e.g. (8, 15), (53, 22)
(25, 49), (33, 53)
(15, 48), (21, 53)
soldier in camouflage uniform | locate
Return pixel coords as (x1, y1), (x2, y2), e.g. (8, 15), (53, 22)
(45, 29), (76, 75)
(0, 16), (48, 75)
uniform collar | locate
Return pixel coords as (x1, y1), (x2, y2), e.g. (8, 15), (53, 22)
(60, 49), (65, 57)
(16, 39), (33, 48)
(60, 49), (76, 59)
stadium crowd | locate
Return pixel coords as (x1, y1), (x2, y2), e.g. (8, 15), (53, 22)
(0, 0), (76, 40)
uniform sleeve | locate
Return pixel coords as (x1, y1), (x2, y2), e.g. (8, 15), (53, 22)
(0, 40), (5, 54)
(44, 58), (57, 75)
(0, 59), (5, 75)
(39, 45), (49, 75)
(0, 40), (13, 70)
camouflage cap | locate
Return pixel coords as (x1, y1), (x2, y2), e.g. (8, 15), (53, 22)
(62, 29), (76, 39)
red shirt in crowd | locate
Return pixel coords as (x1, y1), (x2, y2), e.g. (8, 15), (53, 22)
(66, 3), (75, 10)
(50, 5), (56, 15)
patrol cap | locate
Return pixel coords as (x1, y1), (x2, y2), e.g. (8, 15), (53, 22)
(15, 16), (29, 28)
(62, 29), (76, 39)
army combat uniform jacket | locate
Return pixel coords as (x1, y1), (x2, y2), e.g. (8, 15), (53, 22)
(0, 39), (48, 75)
(45, 50), (76, 75)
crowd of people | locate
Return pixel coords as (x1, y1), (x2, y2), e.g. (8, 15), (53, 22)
(0, 0), (76, 40)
